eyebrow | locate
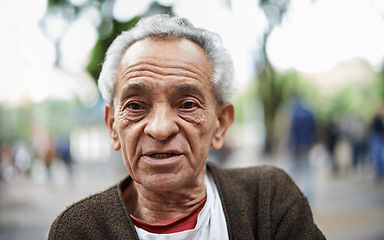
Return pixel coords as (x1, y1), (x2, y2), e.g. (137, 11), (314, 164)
(117, 82), (208, 103)
(118, 82), (151, 102)
(171, 84), (206, 101)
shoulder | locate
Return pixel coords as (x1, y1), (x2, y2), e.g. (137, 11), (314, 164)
(207, 162), (301, 204)
(206, 162), (325, 239)
(49, 178), (133, 239)
(49, 185), (118, 232)
(58, 185), (119, 216)
(208, 162), (294, 188)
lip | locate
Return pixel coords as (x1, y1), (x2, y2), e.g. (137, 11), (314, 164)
(141, 150), (183, 165)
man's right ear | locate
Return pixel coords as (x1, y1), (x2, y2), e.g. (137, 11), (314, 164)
(104, 104), (121, 150)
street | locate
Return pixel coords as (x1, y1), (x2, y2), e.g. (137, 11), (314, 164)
(0, 149), (384, 240)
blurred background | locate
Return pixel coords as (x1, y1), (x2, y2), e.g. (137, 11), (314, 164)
(1, 0), (384, 239)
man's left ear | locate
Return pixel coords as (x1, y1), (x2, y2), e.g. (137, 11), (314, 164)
(211, 103), (235, 150)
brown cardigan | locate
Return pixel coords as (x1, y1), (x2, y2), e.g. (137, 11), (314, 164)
(49, 162), (326, 239)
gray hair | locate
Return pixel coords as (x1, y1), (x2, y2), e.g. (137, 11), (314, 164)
(98, 14), (235, 105)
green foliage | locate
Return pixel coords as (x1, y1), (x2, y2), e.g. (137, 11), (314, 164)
(0, 100), (83, 145)
(87, 17), (141, 81)
(47, 0), (62, 7)
(259, 70), (313, 116)
(0, 105), (33, 144)
(318, 79), (382, 123)
(33, 100), (82, 137)
(233, 80), (259, 124)
(378, 61), (384, 99)
(234, 70), (313, 123)
(45, 0), (143, 82)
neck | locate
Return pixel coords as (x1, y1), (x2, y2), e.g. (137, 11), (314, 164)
(123, 174), (206, 223)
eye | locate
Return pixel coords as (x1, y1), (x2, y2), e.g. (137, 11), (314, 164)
(125, 102), (144, 110)
(180, 101), (197, 109)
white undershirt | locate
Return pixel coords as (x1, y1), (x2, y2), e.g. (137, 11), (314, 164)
(134, 171), (229, 240)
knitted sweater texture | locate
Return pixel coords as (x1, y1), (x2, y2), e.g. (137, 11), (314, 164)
(49, 162), (326, 239)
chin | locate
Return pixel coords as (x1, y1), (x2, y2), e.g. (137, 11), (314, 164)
(141, 173), (192, 192)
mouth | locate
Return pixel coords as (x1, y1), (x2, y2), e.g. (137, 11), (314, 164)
(142, 151), (182, 166)
(149, 153), (177, 159)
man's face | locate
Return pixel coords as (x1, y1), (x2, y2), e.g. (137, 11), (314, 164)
(105, 38), (233, 192)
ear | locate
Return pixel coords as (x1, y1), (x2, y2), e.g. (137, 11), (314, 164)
(104, 104), (121, 150)
(211, 103), (235, 150)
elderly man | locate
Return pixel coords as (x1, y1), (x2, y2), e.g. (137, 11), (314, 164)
(49, 14), (325, 239)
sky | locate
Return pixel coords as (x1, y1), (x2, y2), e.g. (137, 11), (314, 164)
(0, 0), (383, 105)
(267, 0), (384, 73)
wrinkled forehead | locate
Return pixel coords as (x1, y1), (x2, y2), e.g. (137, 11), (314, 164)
(120, 37), (212, 71)
(119, 38), (213, 83)
(114, 37), (216, 101)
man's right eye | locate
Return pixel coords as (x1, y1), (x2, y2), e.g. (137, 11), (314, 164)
(127, 102), (143, 110)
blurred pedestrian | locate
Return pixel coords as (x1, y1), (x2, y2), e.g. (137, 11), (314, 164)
(43, 137), (55, 181)
(348, 116), (369, 170)
(325, 120), (339, 174)
(55, 137), (73, 178)
(369, 109), (384, 182)
(289, 97), (316, 201)
(0, 143), (13, 182)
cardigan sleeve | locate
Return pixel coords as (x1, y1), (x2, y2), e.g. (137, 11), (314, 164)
(264, 167), (326, 240)
(48, 184), (139, 240)
(273, 196), (325, 240)
(206, 163), (326, 240)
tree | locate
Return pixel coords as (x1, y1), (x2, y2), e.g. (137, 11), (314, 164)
(43, 0), (172, 83)
(257, 0), (290, 154)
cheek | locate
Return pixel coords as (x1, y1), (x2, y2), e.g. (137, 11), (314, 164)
(115, 123), (141, 152)
(179, 105), (216, 128)
(179, 110), (206, 125)
(115, 107), (146, 127)
(114, 105), (147, 136)
(116, 124), (142, 181)
(114, 114), (144, 162)
(186, 111), (218, 152)
(196, 109), (218, 136)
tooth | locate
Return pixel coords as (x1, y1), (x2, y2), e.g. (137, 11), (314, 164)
(151, 153), (174, 159)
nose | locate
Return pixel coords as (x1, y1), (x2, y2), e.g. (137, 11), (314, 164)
(144, 104), (179, 141)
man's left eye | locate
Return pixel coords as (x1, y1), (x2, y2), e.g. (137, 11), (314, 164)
(181, 101), (196, 109)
